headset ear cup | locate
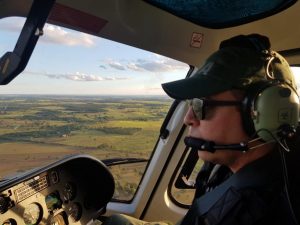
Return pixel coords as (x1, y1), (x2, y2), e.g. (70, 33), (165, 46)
(241, 81), (270, 138)
(253, 84), (299, 141)
(241, 95), (256, 137)
(242, 82), (299, 141)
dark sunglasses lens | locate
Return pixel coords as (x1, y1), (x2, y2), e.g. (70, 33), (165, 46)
(187, 99), (204, 120)
(187, 98), (241, 121)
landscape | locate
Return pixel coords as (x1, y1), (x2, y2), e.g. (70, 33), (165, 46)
(0, 95), (172, 200)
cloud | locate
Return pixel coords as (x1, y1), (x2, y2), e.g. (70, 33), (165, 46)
(108, 61), (126, 70)
(131, 57), (188, 72)
(127, 63), (144, 72)
(46, 72), (103, 81)
(103, 56), (188, 73)
(42, 24), (95, 47)
(24, 71), (128, 82)
(132, 61), (169, 72)
(99, 65), (107, 69)
(0, 18), (95, 47)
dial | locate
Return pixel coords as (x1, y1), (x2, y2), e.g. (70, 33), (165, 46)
(0, 196), (9, 214)
(45, 192), (62, 212)
(2, 219), (17, 225)
(62, 182), (76, 202)
(48, 212), (67, 225)
(67, 202), (82, 223)
(50, 171), (59, 184)
(23, 203), (43, 225)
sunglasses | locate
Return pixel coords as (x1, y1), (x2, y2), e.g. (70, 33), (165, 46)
(187, 98), (242, 120)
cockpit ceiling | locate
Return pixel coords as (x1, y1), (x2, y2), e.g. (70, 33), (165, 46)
(144, 0), (297, 28)
(0, 0), (300, 66)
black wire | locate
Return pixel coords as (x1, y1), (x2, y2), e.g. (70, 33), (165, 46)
(279, 147), (299, 225)
(257, 129), (299, 225)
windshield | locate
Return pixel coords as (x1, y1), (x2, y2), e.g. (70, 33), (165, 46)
(0, 17), (189, 201)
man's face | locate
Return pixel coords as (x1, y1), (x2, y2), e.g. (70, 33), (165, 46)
(184, 90), (250, 166)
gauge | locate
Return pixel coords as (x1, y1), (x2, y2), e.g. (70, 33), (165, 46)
(23, 203), (43, 225)
(45, 192), (62, 212)
(50, 171), (59, 184)
(48, 212), (67, 225)
(0, 196), (9, 214)
(2, 219), (17, 225)
(62, 182), (76, 202)
(67, 202), (82, 223)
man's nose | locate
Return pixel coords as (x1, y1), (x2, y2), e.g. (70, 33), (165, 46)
(184, 106), (200, 126)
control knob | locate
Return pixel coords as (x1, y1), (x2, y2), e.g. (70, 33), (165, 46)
(0, 196), (9, 214)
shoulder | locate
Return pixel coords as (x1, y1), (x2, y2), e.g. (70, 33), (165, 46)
(203, 187), (281, 225)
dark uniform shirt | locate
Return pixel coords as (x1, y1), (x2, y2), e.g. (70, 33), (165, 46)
(180, 150), (298, 225)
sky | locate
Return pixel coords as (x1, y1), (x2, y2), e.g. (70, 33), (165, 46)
(0, 17), (300, 96)
(0, 17), (189, 95)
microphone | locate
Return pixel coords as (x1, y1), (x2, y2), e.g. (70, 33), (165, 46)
(184, 137), (248, 153)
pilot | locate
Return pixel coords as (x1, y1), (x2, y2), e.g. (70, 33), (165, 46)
(103, 34), (300, 225)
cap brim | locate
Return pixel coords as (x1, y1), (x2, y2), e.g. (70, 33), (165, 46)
(162, 76), (232, 100)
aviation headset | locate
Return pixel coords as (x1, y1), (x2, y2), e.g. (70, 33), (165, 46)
(185, 36), (300, 225)
(184, 34), (300, 151)
(240, 51), (299, 142)
(218, 34), (299, 142)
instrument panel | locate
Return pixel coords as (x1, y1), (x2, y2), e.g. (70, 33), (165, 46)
(0, 155), (115, 225)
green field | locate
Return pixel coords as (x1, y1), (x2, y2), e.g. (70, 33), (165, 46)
(0, 95), (172, 200)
